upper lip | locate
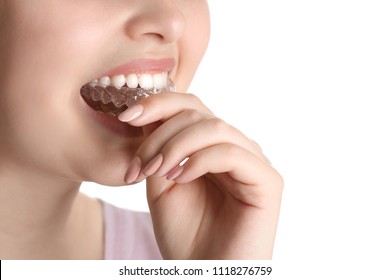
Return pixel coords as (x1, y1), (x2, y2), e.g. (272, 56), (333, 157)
(97, 58), (175, 78)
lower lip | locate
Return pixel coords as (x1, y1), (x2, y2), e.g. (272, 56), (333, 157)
(79, 95), (143, 137)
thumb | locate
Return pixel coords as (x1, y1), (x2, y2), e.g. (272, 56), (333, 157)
(142, 121), (162, 137)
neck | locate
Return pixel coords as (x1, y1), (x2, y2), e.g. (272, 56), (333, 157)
(0, 161), (103, 259)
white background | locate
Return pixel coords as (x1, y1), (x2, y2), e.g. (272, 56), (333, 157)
(81, 1), (390, 278)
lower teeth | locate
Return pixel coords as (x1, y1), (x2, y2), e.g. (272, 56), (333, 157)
(81, 79), (175, 116)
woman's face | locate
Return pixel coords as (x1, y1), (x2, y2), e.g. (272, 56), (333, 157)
(0, 0), (210, 185)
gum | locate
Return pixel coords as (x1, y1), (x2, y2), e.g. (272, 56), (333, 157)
(81, 79), (175, 116)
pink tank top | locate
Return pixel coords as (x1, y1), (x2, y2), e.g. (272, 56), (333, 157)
(102, 201), (162, 260)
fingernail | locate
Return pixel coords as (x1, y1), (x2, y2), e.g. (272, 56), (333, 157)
(263, 155), (272, 166)
(143, 154), (164, 177)
(124, 157), (142, 184)
(166, 165), (184, 181)
(134, 173), (147, 183)
(118, 104), (144, 122)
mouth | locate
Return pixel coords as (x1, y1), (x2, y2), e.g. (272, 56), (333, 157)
(80, 72), (175, 116)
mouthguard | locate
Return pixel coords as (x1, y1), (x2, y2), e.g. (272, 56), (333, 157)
(81, 79), (176, 116)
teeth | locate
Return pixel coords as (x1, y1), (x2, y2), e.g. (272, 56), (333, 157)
(111, 75), (126, 88)
(98, 76), (111, 87)
(91, 72), (169, 90)
(89, 79), (98, 87)
(138, 74), (154, 90)
(81, 78), (176, 116)
(126, 74), (138, 88)
(152, 73), (164, 89)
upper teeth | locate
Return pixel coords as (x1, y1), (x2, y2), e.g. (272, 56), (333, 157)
(90, 72), (169, 90)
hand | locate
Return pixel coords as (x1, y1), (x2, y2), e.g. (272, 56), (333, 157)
(119, 92), (283, 259)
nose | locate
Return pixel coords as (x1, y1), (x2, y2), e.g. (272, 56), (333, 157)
(124, 0), (186, 43)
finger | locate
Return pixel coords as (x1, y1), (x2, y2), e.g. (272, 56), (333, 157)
(118, 92), (213, 126)
(144, 117), (268, 177)
(137, 109), (211, 170)
(168, 143), (283, 206)
(123, 109), (209, 183)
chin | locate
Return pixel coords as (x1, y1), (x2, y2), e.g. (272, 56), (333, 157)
(82, 171), (129, 187)
(67, 151), (132, 187)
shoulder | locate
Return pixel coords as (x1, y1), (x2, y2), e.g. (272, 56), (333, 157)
(101, 200), (162, 260)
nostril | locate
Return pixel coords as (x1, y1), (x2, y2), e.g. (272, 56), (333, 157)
(124, 3), (186, 43)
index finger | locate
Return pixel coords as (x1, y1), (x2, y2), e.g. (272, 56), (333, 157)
(118, 92), (213, 126)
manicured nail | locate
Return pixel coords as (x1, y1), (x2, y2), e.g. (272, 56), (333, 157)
(143, 154), (164, 177)
(118, 104), (144, 122)
(263, 154), (272, 166)
(166, 165), (184, 181)
(134, 173), (147, 183)
(124, 157), (142, 184)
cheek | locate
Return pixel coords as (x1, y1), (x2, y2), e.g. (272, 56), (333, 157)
(0, 1), (115, 124)
(175, 1), (210, 92)
(0, 3), (114, 177)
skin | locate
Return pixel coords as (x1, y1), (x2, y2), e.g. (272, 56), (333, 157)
(0, 0), (283, 259)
